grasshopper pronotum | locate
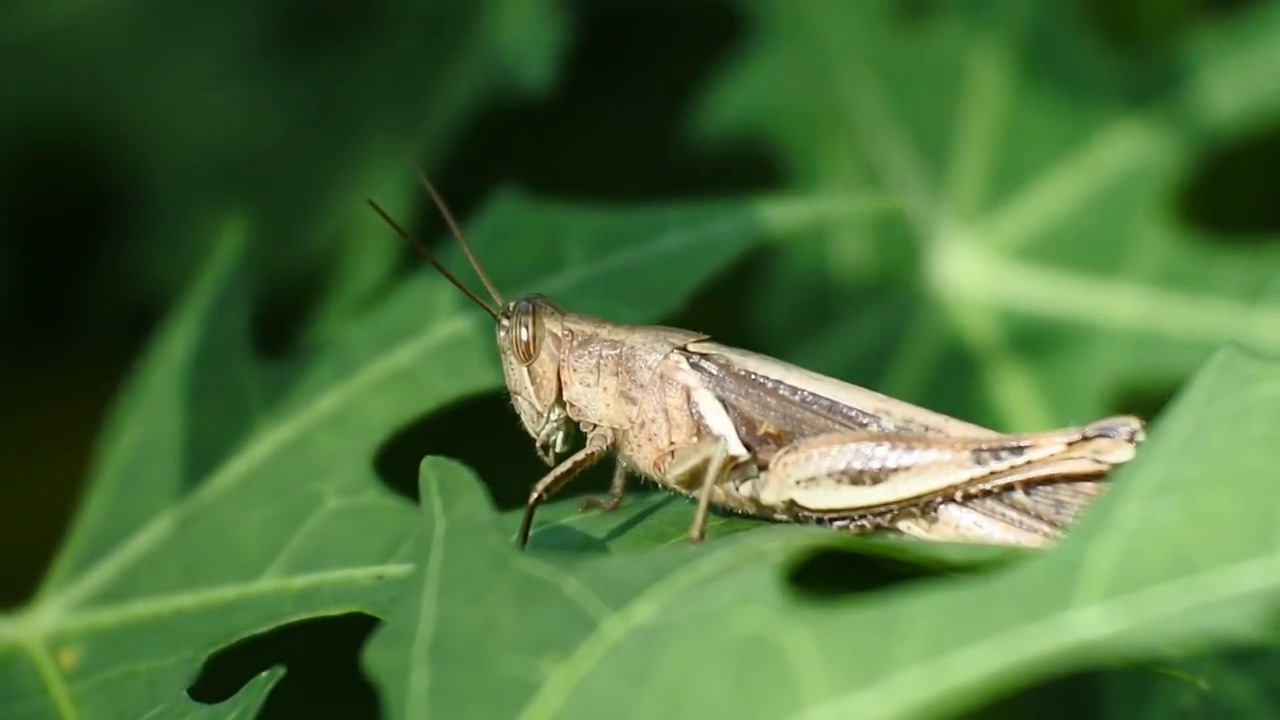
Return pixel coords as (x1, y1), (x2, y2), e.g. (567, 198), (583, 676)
(369, 167), (1145, 550)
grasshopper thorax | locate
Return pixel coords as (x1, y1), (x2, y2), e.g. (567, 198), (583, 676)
(497, 294), (572, 464)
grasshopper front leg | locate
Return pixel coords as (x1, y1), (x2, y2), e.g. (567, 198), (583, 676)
(749, 416), (1143, 545)
(516, 428), (614, 549)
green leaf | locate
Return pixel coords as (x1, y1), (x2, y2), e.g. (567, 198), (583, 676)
(38, 218), (259, 594)
(364, 345), (1280, 719)
(0, 218), (416, 720)
(0, 190), (821, 718)
(696, 1), (1280, 431)
(11, 3), (1280, 718)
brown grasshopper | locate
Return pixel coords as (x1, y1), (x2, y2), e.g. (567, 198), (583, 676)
(368, 167), (1145, 550)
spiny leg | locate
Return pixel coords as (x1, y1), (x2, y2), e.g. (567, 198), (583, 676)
(517, 429), (612, 549)
(578, 459), (628, 513)
(895, 505), (1055, 548)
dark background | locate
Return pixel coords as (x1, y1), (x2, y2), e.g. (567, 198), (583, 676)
(2, 0), (1277, 717)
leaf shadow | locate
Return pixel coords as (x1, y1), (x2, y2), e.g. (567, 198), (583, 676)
(962, 640), (1280, 719)
(526, 524), (612, 554)
(785, 541), (1016, 600)
(523, 493), (693, 553)
(188, 612), (380, 719)
(600, 493), (680, 544)
(959, 667), (1114, 719)
(519, 491), (686, 548)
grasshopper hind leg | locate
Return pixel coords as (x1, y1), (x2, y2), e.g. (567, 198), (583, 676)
(896, 503), (1057, 548)
(577, 460), (629, 513)
(892, 465), (1111, 547)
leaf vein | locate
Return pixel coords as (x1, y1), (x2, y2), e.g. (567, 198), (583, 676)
(515, 537), (770, 720)
(40, 564), (413, 636)
(791, 552), (1280, 720)
(24, 638), (79, 720)
(406, 464), (449, 718)
(46, 317), (473, 611)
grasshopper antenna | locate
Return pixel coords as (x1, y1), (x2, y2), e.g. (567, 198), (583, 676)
(410, 160), (505, 308)
(366, 198), (499, 320)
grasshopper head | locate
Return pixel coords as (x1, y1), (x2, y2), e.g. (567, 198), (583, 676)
(367, 165), (574, 465)
(497, 293), (572, 462)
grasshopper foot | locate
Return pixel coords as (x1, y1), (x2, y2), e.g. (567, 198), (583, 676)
(577, 494), (624, 513)
(578, 460), (628, 513)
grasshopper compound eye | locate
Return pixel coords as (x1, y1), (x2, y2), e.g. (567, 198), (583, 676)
(511, 296), (544, 366)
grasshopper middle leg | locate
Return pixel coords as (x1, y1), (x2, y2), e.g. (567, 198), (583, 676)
(578, 460), (629, 514)
(659, 437), (736, 543)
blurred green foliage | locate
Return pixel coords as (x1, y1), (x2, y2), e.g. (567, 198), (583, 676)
(2, 0), (1280, 718)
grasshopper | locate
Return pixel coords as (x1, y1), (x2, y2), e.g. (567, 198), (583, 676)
(368, 166), (1145, 550)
